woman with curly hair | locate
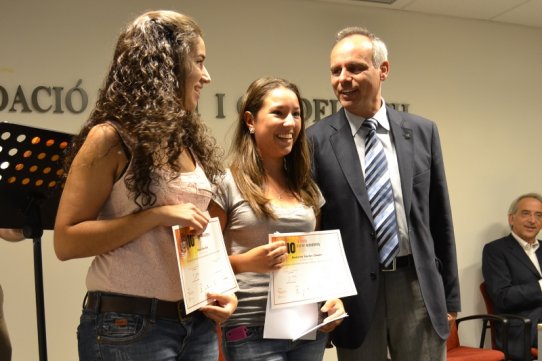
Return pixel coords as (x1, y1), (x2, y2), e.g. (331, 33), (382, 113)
(210, 77), (345, 361)
(54, 10), (237, 361)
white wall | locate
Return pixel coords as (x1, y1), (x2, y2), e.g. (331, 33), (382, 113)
(1, 0), (541, 359)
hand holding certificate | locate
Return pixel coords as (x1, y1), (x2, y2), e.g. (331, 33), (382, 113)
(292, 312), (349, 341)
(172, 217), (238, 315)
(264, 229), (355, 340)
(269, 229), (357, 308)
(263, 295), (349, 341)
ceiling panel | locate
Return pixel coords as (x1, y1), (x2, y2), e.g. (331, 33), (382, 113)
(299, 0), (542, 28)
(492, 0), (542, 28)
(401, 0), (529, 20)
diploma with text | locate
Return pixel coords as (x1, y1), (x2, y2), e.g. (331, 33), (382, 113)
(269, 229), (357, 309)
(173, 217), (238, 314)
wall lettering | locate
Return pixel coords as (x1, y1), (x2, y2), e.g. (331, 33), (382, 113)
(0, 83), (409, 121)
(0, 80), (88, 115)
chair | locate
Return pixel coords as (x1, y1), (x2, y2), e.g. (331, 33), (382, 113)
(480, 282), (538, 361)
(447, 314), (507, 361)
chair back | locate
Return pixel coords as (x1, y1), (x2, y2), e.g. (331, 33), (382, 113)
(480, 282), (496, 314)
(480, 281), (538, 360)
(480, 282), (499, 349)
(447, 319), (460, 351)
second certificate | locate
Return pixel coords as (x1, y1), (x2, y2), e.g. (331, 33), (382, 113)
(269, 229), (357, 309)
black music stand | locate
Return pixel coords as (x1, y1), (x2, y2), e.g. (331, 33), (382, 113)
(0, 122), (72, 361)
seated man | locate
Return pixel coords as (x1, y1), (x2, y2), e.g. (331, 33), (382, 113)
(482, 193), (542, 360)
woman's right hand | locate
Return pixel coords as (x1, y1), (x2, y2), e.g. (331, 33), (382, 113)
(156, 203), (210, 234)
(231, 241), (288, 274)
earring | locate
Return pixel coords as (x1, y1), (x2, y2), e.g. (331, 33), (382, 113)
(249, 127), (255, 134)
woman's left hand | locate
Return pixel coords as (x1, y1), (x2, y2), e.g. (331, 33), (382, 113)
(200, 292), (238, 324)
(318, 298), (346, 333)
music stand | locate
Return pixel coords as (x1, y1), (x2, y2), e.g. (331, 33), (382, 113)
(0, 122), (72, 361)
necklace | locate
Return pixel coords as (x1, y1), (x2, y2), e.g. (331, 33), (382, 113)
(275, 189), (287, 200)
(265, 183), (289, 200)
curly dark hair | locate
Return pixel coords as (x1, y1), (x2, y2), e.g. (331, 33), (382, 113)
(64, 10), (223, 208)
(229, 77), (321, 219)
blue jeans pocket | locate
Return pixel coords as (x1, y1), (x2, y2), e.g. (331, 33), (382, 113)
(97, 312), (150, 344)
(223, 325), (261, 346)
(222, 325), (328, 361)
(78, 308), (217, 361)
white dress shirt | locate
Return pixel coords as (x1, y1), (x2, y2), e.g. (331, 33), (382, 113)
(511, 231), (542, 291)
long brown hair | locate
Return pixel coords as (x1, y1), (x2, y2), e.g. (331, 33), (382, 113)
(64, 10), (223, 208)
(229, 77), (320, 219)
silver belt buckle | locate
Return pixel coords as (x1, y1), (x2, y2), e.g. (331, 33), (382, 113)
(381, 258), (396, 272)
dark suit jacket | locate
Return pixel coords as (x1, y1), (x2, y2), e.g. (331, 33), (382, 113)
(306, 106), (460, 348)
(482, 235), (542, 358)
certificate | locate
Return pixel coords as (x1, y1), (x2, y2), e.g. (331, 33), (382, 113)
(269, 229), (357, 308)
(263, 291), (349, 341)
(263, 294), (319, 340)
(291, 312), (349, 341)
(172, 217), (238, 314)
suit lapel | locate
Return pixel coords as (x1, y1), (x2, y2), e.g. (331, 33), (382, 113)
(535, 242), (542, 269)
(328, 109), (373, 220)
(387, 107), (413, 215)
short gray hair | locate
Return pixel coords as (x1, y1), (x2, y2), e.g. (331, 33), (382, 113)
(335, 26), (388, 67)
(508, 192), (542, 215)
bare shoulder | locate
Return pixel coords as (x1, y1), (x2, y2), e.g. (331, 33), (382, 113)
(86, 123), (122, 147)
(80, 123), (125, 159)
(73, 123), (128, 177)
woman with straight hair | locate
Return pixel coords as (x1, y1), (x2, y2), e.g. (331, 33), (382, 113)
(210, 77), (345, 361)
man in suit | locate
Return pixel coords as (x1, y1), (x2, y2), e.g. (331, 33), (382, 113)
(306, 27), (460, 361)
(482, 193), (542, 360)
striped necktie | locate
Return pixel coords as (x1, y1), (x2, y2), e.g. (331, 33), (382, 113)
(362, 118), (399, 267)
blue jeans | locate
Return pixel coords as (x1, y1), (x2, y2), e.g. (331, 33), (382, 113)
(78, 307), (217, 361)
(222, 325), (328, 361)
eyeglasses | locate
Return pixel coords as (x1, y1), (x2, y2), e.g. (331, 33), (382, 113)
(516, 210), (542, 221)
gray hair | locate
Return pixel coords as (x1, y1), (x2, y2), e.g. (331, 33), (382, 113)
(335, 26), (388, 67)
(508, 192), (542, 215)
